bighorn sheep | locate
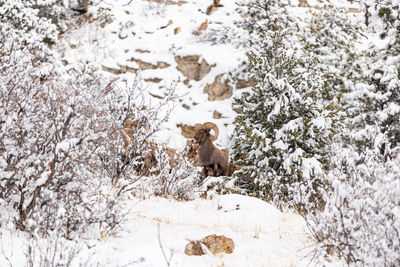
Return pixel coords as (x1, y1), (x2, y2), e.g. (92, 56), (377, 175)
(194, 122), (229, 177)
(123, 119), (239, 177)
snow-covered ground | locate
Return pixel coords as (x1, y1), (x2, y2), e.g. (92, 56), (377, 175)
(1, 194), (343, 266)
(98, 194), (311, 266)
(1, 0), (361, 266)
(58, 0), (248, 150)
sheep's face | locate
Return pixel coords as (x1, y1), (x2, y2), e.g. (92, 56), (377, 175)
(194, 129), (210, 144)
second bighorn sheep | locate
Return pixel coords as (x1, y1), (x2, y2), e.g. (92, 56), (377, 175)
(194, 122), (229, 177)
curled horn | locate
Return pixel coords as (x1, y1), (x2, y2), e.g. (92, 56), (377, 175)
(201, 122), (219, 141)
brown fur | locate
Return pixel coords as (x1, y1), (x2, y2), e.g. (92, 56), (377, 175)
(221, 148), (241, 176)
(194, 128), (229, 177)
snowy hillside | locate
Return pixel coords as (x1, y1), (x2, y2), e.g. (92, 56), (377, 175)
(1, 194), (342, 266)
(1, 0), (399, 266)
(57, 0), (256, 149)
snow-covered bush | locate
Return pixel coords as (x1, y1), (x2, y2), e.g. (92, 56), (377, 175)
(98, 75), (181, 196)
(305, 138), (400, 266)
(0, 30), (121, 237)
(343, 0), (400, 150)
(231, 0), (344, 211)
(0, 30), (179, 238)
(26, 230), (89, 267)
(0, 0), (104, 45)
(148, 146), (201, 200)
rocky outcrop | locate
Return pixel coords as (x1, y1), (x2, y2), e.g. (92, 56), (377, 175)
(204, 74), (232, 101)
(129, 58), (170, 71)
(298, 0), (310, 7)
(236, 78), (255, 89)
(175, 55), (215, 81)
(213, 110), (222, 119)
(174, 27), (181, 35)
(206, 0), (223, 15)
(102, 58), (170, 75)
(185, 234), (235, 256)
(177, 123), (202, 139)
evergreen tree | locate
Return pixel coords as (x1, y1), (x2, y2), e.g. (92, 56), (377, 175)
(231, 0), (344, 210)
(345, 0), (400, 150)
(300, 4), (365, 102)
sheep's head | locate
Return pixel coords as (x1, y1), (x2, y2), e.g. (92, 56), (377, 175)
(194, 122), (219, 144)
(194, 128), (210, 144)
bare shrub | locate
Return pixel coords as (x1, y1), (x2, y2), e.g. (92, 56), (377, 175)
(0, 30), (178, 239)
(305, 138), (400, 266)
(149, 145), (202, 200)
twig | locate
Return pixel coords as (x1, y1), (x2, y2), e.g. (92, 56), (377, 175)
(123, 0), (134, 6)
(0, 228), (14, 267)
(157, 223), (173, 267)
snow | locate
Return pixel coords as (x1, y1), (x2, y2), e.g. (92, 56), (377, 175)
(1, 194), (334, 267)
(1, 0), (383, 266)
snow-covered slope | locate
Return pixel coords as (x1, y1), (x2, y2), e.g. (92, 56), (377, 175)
(94, 194), (314, 266)
(0, 1), (359, 266)
(59, 0), (249, 150)
(1, 194), (343, 266)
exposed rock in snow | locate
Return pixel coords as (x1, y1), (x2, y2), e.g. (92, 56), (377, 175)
(129, 58), (170, 71)
(177, 123), (202, 139)
(236, 78), (255, 89)
(185, 234), (235, 256)
(175, 55), (215, 81)
(298, 0), (311, 7)
(204, 73), (233, 100)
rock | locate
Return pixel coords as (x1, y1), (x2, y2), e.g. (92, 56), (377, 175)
(128, 58), (170, 71)
(298, 0), (310, 7)
(167, 0), (187, 6)
(144, 78), (162, 83)
(232, 106), (243, 114)
(348, 8), (361, 13)
(102, 65), (122, 75)
(185, 241), (204, 256)
(213, 110), (222, 119)
(185, 235), (235, 256)
(206, 5), (218, 15)
(175, 55), (215, 81)
(118, 64), (138, 74)
(177, 123), (202, 139)
(119, 31), (128, 39)
(136, 49), (150, 54)
(236, 78), (255, 89)
(206, 0), (222, 15)
(174, 27), (181, 35)
(198, 20), (209, 31)
(157, 61), (170, 68)
(202, 234), (234, 255)
(204, 74), (232, 101)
